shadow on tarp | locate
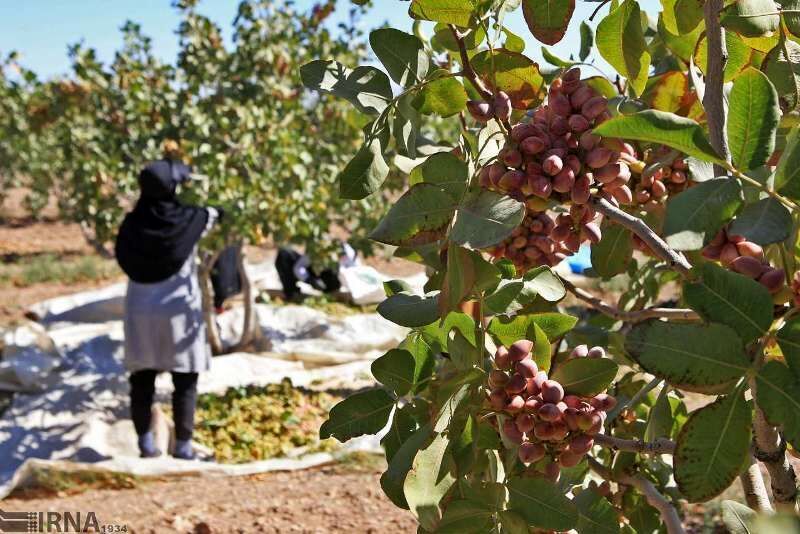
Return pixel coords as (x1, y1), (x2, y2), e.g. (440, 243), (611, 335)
(0, 335), (127, 488)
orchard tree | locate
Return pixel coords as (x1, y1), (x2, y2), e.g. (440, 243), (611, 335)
(307, 0), (800, 531)
(0, 0), (393, 352)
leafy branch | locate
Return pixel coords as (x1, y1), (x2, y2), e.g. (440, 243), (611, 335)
(587, 457), (685, 534)
(727, 165), (800, 213)
(448, 25), (493, 101)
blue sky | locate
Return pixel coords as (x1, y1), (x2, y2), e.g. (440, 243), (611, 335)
(0, 0), (661, 79)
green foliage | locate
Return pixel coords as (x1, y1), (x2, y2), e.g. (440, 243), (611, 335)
(319, 388), (394, 442)
(626, 322), (750, 393)
(722, 500), (758, 534)
(1, 1), (396, 264)
(370, 183), (455, 246)
(775, 123), (800, 199)
(299, 0), (800, 529)
(720, 0), (780, 37)
(755, 361), (800, 449)
(521, 0), (575, 45)
(377, 292), (440, 327)
(574, 489), (620, 534)
(550, 358), (619, 397)
(684, 262), (774, 343)
(450, 189), (526, 249)
(762, 37), (800, 112)
(592, 110), (725, 165)
(591, 223), (633, 278)
(371, 349), (417, 396)
(403, 432), (457, 529)
(506, 477), (579, 530)
(470, 49), (545, 109)
(413, 76), (468, 117)
(728, 197), (791, 245)
(487, 312), (577, 345)
(673, 388), (752, 502)
(663, 177), (743, 250)
(596, 0), (651, 96)
(727, 68), (780, 171)
(777, 316), (800, 377)
(409, 0), (476, 26)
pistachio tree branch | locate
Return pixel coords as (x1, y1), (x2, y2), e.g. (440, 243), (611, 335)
(739, 455), (776, 513)
(750, 382), (799, 510)
(594, 433), (676, 455)
(728, 166), (800, 213)
(591, 197), (693, 276)
(562, 279), (699, 322)
(704, 0), (731, 176)
(703, 0), (786, 511)
(589, 0), (611, 21)
(448, 25), (493, 101)
(587, 457), (685, 534)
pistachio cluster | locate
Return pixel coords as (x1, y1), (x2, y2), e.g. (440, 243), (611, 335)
(470, 68), (646, 273)
(632, 147), (690, 211)
(476, 68), (638, 208)
(486, 340), (616, 482)
(702, 228), (785, 294)
(488, 205), (601, 271)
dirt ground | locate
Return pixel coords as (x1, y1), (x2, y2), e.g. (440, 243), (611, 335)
(0, 219), (122, 326)
(3, 464), (417, 534)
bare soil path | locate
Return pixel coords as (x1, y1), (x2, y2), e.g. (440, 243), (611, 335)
(4, 464), (416, 534)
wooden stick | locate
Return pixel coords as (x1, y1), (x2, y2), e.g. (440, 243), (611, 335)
(562, 279), (699, 322)
(591, 197), (692, 277)
(594, 433), (676, 455)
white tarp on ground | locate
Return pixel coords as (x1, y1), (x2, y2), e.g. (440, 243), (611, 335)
(0, 281), (409, 499)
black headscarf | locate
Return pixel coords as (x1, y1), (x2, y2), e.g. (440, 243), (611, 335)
(115, 160), (209, 283)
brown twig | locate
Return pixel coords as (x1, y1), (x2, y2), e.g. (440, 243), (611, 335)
(703, 0), (730, 175)
(587, 457), (685, 534)
(449, 25), (514, 136)
(562, 278), (699, 322)
(449, 25), (493, 101)
(589, 0), (612, 21)
(594, 433), (676, 455)
(590, 197), (693, 276)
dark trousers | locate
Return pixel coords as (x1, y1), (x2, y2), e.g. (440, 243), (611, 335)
(275, 247), (341, 300)
(129, 369), (199, 442)
(276, 248), (303, 299)
(211, 245), (242, 308)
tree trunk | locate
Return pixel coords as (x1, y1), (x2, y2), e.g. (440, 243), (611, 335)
(199, 249), (224, 355)
(751, 379), (799, 511)
(232, 244), (268, 353)
(79, 221), (114, 259)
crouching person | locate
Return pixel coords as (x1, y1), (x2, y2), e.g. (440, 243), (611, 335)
(115, 159), (221, 460)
